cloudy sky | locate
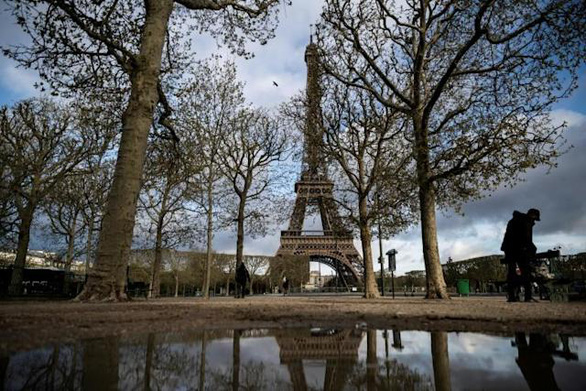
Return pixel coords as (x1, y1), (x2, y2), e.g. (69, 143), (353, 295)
(1, 1), (584, 276)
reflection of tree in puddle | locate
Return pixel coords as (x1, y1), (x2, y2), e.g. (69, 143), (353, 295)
(346, 330), (433, 391)
(205, 329), (291, 391)
(84, 338), (118, 390)
(430, 331), (451, 391)
(118, 330), (220, 389)
(4, 343), (82, 390)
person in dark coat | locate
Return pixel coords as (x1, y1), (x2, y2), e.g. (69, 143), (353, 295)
(501, 208), (540, 302)
(282, 277), (289, 296)
(235, 262), (250, 299)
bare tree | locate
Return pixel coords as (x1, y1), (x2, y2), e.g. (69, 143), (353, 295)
(268, 255), (309, 291)
(177, 58), (245, 299)
(0, 99), (101, 295)
(218, 108), (290, 271)
(42, 175), (86, 272)
(167, 250), (190, 297)
(321, 83), (417, 298)
(318, 0), (585, 298)
(243, 255), (269, 294)
(215, 254), (237, 296)
(4, 0), (288, 301)
(41, 101), (117, 276)
(137, 137), (199, 297)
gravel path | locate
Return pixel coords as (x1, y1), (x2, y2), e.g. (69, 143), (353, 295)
(1, 295), (585, 352)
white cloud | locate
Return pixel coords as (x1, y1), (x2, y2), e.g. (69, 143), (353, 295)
(550, 108), (586, 128)
(0, 61), (39, 99)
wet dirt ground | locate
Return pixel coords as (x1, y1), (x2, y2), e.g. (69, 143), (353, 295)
(1, 295), (585, 353)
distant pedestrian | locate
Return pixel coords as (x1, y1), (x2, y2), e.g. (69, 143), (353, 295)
(501, 208), (540, 302)
(282, 277), (289, 296)
(235, 262), (250, 299)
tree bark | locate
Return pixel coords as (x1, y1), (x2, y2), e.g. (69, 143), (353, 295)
(414, 118), (449, 299)
(235, 194), (246, 268)
(203, 175), (214, 300)
(359, 197), (379, 299)
(83, 337), (119, 391)
(366, 329), (377, 391)
(431, 331), (451, 391)
(9, 204), (35, 296)
(76, 0), (174, 301)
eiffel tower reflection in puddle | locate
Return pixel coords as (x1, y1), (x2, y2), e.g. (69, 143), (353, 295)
(2, 328), (584, 390)
(274, 328), (364, 391)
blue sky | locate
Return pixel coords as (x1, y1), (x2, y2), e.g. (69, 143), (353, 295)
(1, 1), (585, 276)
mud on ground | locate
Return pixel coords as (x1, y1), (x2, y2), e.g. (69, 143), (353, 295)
(1, 295), (585, 353)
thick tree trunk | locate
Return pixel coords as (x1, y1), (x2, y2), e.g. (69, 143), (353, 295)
(419, 183), (449, 298)
(414, 119), (449, 299)
(359, 197), (379, 299)
(431, 331), (451, 391)
(366, 329), (377, 391)
(76, 0), (174, 301)
(9, 204), (35, 296)
(203, 177), (214, 300)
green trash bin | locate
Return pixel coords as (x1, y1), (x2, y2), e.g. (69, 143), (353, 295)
(457, 279), (470, 296)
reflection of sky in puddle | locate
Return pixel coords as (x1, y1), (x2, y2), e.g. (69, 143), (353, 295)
(4, 329), (586, 390)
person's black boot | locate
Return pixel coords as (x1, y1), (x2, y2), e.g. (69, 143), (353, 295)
(507, 289), (519, 302)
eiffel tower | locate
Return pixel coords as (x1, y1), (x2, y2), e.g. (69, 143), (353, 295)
(275, 36), (363, 287)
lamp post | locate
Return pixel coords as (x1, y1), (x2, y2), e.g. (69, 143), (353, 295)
(386, 249), (397, 299)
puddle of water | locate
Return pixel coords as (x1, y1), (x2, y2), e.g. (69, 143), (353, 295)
(2, 328), (585, 390)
